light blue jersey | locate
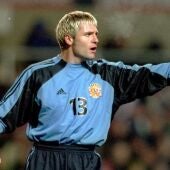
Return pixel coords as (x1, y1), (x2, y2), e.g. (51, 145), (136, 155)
(0, 55), (170, 146)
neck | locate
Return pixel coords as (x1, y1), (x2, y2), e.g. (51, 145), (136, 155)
(60, 49), (82, 64)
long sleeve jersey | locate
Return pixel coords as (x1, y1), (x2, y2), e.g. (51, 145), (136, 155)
(0, 55), (170, 146)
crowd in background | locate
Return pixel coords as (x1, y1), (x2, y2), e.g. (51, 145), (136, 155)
(0, 2), (170, 169)
(101, 94), (170, 170)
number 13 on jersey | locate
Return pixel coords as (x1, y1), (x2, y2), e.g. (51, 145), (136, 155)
(70, 97), (87, 115)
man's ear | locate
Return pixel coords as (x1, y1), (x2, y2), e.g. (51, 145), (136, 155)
(64, 35), (73, 46)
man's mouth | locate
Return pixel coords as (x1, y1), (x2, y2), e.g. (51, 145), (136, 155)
(90, 47), (97, 53)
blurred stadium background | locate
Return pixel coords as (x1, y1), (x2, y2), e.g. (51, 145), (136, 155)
(0, 1), (170, 170)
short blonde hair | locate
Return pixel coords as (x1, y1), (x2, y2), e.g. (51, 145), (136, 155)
(56, 11), (97, 49)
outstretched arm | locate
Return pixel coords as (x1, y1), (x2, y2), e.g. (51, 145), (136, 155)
(92, 59), (170, 106)
(112, 62), (169, 104)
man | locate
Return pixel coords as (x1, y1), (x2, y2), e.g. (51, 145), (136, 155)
(0, 11), (170, 170)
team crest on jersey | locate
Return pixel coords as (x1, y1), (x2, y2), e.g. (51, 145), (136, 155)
(88, 83), (102, 98)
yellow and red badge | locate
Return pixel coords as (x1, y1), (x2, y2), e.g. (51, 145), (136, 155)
(88, 83), (102, 98)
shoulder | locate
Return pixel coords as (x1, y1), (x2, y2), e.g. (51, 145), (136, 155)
(25, 56), (64, 73)
(17, 56), (64, 81)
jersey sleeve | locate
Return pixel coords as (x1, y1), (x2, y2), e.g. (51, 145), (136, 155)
(95, 60), (170, 105)
(0, 66), (37, 134)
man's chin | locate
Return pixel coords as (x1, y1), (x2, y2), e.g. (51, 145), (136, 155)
(84, 54), (96, 60)
(77, 53), (96, 61)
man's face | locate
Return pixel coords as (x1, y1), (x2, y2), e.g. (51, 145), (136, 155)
(72, 22), (99, 60)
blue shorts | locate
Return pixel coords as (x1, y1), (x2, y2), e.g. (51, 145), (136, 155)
(25, 141), (101, 170)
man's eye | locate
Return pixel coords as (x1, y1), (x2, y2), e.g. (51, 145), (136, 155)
(85, 34), (90, 37)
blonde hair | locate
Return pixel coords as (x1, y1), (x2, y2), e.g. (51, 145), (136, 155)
(56, 11), (97, 49)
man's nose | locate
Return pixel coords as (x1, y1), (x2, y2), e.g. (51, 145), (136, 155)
(93, 35), (99, 44)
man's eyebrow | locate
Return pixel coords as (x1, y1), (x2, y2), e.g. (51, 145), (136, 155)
(84, 31), (99, 34)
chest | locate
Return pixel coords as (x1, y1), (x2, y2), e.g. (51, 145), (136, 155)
(36, 67), (114, 115)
